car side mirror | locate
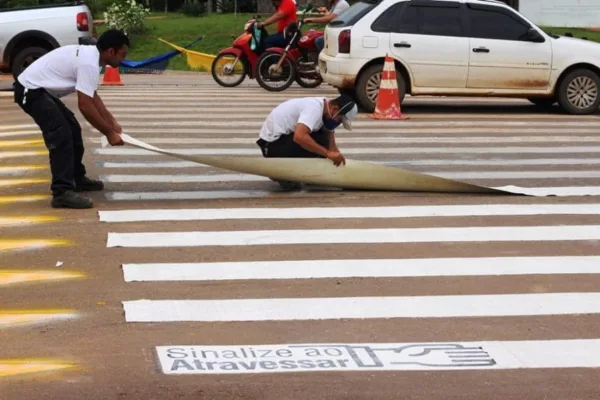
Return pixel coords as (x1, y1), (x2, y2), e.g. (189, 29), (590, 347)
(527, 28), (545, 43)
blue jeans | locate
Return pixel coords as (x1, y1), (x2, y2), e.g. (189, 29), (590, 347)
(315, 36), (324, 52)
(264, 32), (287, 49)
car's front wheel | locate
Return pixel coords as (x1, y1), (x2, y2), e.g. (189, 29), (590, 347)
(355, 63), (407, 113)
(557, 68), (600, 115)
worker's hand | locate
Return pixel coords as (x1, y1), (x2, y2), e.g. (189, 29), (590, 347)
(107, 131), (124, 146)
(327, 150), (346, 166)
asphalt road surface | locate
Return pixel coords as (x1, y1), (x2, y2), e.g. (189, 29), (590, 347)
(1, 73), (600, 400)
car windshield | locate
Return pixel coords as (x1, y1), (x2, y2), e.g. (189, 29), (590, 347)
(329, 0), (379, 27)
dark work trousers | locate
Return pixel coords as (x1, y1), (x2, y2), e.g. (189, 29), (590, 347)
(13, 81), (86, 196)
(256, 129), (330, 158)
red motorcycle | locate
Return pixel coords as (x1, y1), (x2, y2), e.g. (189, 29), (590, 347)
(211, 18), (269, 87)
(256, 5), (324, 91)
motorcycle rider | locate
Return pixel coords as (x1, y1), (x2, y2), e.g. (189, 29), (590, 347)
(256, 93), (358, 190)
(305, 0), (350, 52)
(258, 0), (298, 49)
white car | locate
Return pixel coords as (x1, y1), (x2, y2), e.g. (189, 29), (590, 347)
(318, 0), (600, 115)
(0, 0), (94, 77)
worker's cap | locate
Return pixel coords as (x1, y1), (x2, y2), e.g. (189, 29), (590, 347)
(333, 93), (358, 130)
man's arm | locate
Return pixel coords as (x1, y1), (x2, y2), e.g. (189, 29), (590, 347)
(293, 123), (329, 156)
(293, 124), (345, 166)
(260, 11), (286, 27)
(305, 13), (338, 24)
(93, 92), (118, 128)
(77, 91), (123, 145)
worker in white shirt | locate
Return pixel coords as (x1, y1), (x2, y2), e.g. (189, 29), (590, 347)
(13, 29), (128, 209)
(256, 93), (358, 190)
(305, 0), (350, 52)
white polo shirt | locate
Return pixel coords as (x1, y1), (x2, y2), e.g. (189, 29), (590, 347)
(18, 44), (100, 99)
(259, 97), (326, 142)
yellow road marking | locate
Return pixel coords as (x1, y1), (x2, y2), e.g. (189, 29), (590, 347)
(0, 130), (40, 138)
(0, 178), (48, 187)
(0, 165), (47, 176)
(0, 124), (38, 131)
(0, 216), (59, 227)
(0, 270), (84, 286)
(0, 359), (76, 378)
(0, 309), (78, 327)
(0, 194), (50, 205)
(0, 139), (44, 148)
(0, 239), (70, 252)
(0, 150), (46, 160)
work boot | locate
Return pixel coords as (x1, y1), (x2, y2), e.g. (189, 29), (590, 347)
(75, 176), (104, 192)
(51, 190), (94, 209)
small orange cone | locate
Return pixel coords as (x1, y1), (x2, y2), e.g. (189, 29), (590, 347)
(101, 65), (123, 86)
(370, 54), (408, 120)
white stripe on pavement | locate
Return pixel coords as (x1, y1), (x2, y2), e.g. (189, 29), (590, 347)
(88, 136), (600, 144)
(104, 186), (600, 200)
(106, 225), (600, 248)
(105, 190), (275, 201)
(97, 158), (600, 169)
(121, 256), (600, 281)
(93, 146), (600, 156)
(122, 292), (600, 321)
(110, 118), (600, 127)
(99, 204), (600, 223)
(98, 171), (600, 183)
(89, 127), (600, 135)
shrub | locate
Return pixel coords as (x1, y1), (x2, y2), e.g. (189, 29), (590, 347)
(103, 0), (151, 34)
(181, 2), (204, 16)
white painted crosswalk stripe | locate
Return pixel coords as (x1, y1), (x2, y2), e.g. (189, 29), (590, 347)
(107, 225), (600, 248)
(99, 204), (600, 222)
(121, 256), (600, 282)
(99, 171), (600, 183)
(122, 292), (600, 322)
(94, 146), (600, 156)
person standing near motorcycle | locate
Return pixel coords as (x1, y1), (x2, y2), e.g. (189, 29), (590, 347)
(305, 0), (350, 52)
(256, 93), (357, 190)
(258, 0), (298, 49)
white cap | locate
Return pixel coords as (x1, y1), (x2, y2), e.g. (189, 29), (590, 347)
(341, 103), (358, 131)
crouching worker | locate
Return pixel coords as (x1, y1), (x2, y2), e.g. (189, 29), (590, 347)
(256, 94), (358, 190)
(13, 29), (128, 209)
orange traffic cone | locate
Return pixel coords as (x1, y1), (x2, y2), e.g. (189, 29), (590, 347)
(102, 65), (123, 86)
(370, 54), (408, 120)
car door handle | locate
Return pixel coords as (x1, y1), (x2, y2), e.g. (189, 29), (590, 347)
(394, 42), (411, 48)
(473, 47), (490, 53)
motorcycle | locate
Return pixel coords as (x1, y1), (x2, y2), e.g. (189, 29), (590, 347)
(211, 17), (269, 88)
(255, 3), (324, 92)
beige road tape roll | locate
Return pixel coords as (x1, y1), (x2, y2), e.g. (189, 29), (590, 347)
(105, 133), (517, 196)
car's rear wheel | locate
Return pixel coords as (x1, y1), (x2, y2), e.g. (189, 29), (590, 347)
(556, 68), (600, 115)
(12, 46), (48, 78)
(355, 64), (406, 113)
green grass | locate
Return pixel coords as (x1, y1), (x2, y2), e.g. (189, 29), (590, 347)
(97, 13), (600, 72)
(541, 27), (600, 42)
(97, 12), (254, 71)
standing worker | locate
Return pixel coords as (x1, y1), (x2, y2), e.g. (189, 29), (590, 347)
(13, 29), (128, 209)
(305, 0), (350, 52)
(256, 93), (358, 190)
(258, 0), (298, 49)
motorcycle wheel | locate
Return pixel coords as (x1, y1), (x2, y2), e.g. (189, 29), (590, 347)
(211, 53), (247, 87)
(295, 56), (322, 88)
(256, 51), (296, 92)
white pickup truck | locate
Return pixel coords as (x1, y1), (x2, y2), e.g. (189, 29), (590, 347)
(319, 0), (600, 115)
(0, 0), (94, 77)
